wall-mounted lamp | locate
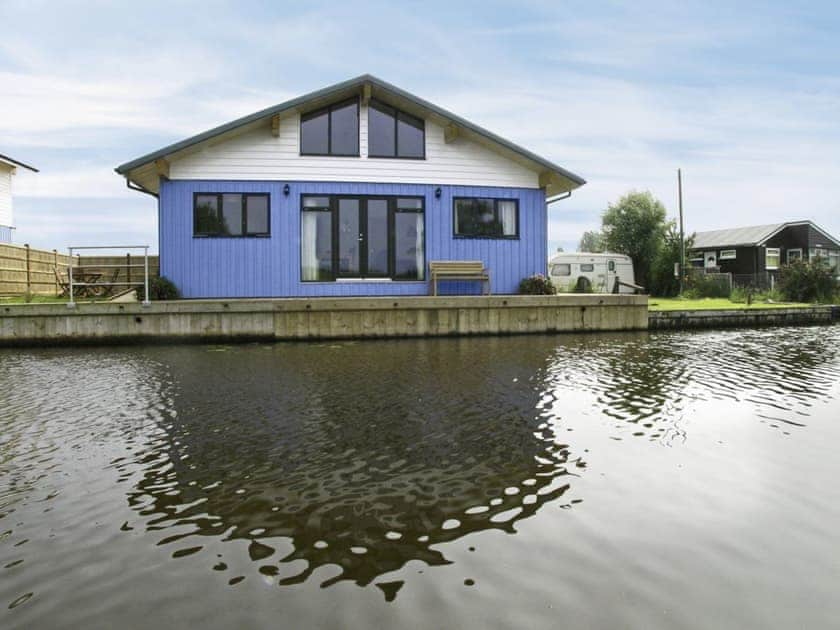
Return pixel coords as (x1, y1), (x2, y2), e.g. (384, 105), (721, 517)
(434, 187), (442, 199)
(283, 184), (290, 196)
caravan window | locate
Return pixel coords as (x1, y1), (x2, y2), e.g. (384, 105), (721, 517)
(580, 263), (594, 272)
(551, 263), (571, 276)
(608, 260), (616, 272)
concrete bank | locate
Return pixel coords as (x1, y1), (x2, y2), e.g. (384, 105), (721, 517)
(0, 294), (648, 347)
(648, 305), (837, 330)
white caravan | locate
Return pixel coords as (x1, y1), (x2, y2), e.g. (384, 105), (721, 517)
(547, 252), (637, 294)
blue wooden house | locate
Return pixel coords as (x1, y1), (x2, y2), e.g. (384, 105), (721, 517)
(116, 75), (585, 298)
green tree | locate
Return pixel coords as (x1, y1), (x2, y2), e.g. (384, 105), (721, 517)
(577, 230), (605, 252)
(650, 226), (695, 297)
(602, 191), (668, 290)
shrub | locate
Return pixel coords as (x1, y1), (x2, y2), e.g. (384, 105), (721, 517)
(684, 273), (730, 298)
(135, 276), (181, 301)
(519, 274), (556, 295)
(778, 258), (838, 303)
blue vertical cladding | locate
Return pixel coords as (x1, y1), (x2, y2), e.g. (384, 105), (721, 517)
(159, 180), (546, 298)
(0, 225), (12, 243)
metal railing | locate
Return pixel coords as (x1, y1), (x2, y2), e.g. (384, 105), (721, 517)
(67, 245), (151, 307)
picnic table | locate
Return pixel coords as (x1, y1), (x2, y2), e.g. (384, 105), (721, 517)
(55, 267), (115, 298)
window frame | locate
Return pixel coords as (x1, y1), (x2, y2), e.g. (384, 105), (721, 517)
(367, 99), (426, 160)
(787, 248), (803, 264)
(719, 249), (737, 260)
(192, 192), (271, 238)
(765, 247), (781, 270)
(452, 197), (520, 240)
(300, 194), (426, 282)
(551, 263), (571, 276)
(299, 97), (360, 157)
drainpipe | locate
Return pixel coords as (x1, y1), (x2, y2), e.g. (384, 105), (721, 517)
(545, 191), (573, 275)
(546, 191), (572, 204)
(124, 176), (158, 198)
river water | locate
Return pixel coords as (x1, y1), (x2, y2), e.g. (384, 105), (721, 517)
(1, 326), (839, 629)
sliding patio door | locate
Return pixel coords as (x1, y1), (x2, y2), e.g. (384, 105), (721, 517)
(301, 195), (425, 282)
(337, 199), (361, 276)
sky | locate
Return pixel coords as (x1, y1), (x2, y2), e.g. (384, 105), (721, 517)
(1, 0), (839, 254)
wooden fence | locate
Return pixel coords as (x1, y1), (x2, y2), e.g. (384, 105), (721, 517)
(0, 243), (159, 297)
(0, 244), (75, 296)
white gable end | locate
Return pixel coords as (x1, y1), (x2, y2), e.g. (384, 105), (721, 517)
(0, 164), (13, 228)
(168, 104), (540, 189)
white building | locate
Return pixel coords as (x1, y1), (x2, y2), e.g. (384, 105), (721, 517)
(0, 153), (39, 243)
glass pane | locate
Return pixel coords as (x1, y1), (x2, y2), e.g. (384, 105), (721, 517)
(397, 111), (424, 158)
(366, 200), (389, 275)
(580, 263), (594, 272)
(396, 198), (422, 210)
(368, 101), (395, 157)
(338, 199), (360, 275)
(302, 196), (330, 209)
(300, 109), (329, 154)
(246, 196), (269, 235)
(395, 211), (424, 280)
(498, 200), (517, 236)
(330, 101), (359, 155)
(455, 198), (500, 237)
(221, 194), (243, 236)
(301, 211), (333, 281)
(551, 264), (571, 276)
(194, 194), (219, 234)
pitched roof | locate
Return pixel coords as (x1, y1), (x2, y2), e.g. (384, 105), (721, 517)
(692, 220), (840, 249)
(0, 153), (38, 172)
(115, 74), (585, 195)
(692, 223), (784, 249)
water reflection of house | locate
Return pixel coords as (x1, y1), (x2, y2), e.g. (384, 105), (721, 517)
(689, 221), (840, 278)
(0, 153), (38, 243)
(123, 338), (578, 590)
(115, 75), (585, 297)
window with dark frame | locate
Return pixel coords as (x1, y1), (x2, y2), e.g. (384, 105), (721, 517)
(194, 193), (270, 237)
(453, 197), (519, 238)
(368, 100), (425, 159)
(300, 98), (359, 156)
(301, 195), (425, 282)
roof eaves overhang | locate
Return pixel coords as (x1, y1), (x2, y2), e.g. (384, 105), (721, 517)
(116, 74), (586, 195)
(0, 153), (38, 172)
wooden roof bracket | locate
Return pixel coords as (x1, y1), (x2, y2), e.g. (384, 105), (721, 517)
(154, 158), (170, 179)
(444, 123), (460, 144)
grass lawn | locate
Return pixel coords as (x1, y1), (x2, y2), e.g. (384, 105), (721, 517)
(648, 297), (814, 311)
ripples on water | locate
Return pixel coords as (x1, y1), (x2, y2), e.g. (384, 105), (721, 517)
(1, 326), (839, 627)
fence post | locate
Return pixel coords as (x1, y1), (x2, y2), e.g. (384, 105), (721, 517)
(24, 243), (31, 297)
(53, 249), (58, 294)
(143, 247), (150, 306)
(67, 247), (75, 308)
(126, 252), (131, 287)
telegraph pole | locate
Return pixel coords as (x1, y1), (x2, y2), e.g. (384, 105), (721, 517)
(678, 168), (685, 295)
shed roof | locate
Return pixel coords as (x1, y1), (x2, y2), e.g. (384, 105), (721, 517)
(0, 153), (38, 172)
(115, 74), (585, 196)
(692, 221), (840, 249)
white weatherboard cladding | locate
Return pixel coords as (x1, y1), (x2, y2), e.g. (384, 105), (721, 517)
(0, 165), (13, 227)
(168, 104), (541, 188)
